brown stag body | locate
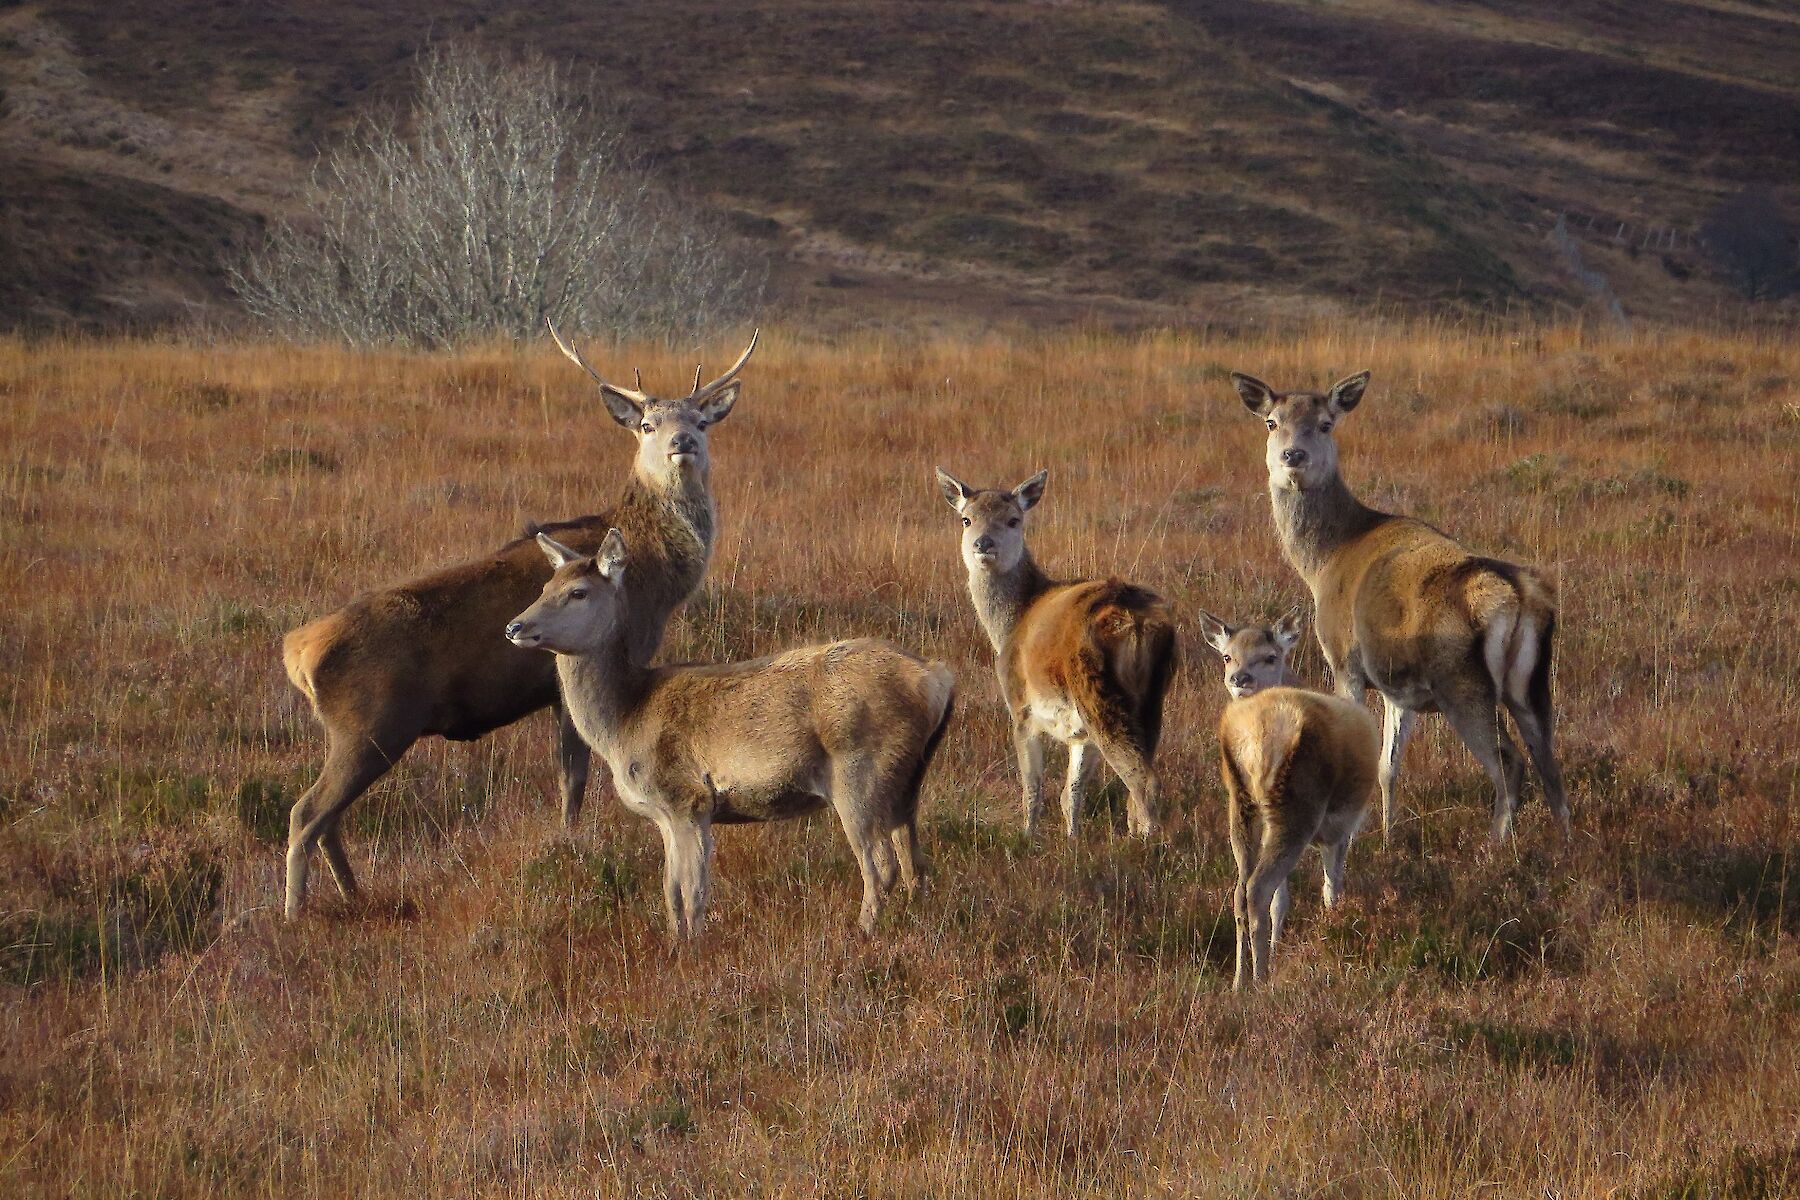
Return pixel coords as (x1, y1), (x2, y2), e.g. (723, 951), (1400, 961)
(1199, 607), (1378, 988)
(508, 530), (955, 939)
(936, 468), (1177, 838)
(1232, 369), (1568, 842)
(279, 326), (755, 918)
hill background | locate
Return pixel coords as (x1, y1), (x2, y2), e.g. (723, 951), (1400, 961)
(2, 0), (1798, 332)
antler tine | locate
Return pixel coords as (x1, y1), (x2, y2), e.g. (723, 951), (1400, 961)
(690, 328), (760, 400)
(545, 318), (650, 404)
(634, 368), (644, 391)
(692, 363), (704, 396)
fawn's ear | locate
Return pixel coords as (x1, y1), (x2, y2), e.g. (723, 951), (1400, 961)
(935, 467), (975, 512)
(1272, 604), (1307, 649)
(536, 532), (585, 569)
(1012, 469), (1048, 512)
(1197, 610), (1234, 655)
(1327, 371), (1371, 416)
(595, 528), (628, 580)
(1232, 372), (1278, 417)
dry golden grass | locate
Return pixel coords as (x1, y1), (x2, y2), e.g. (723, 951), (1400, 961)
(2, 323), (1797, 1197)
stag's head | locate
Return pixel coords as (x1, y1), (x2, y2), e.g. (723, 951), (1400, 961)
(547, 322), (757, 489)
(1197, 605), (1306, 699)
(1231, 370), (1370, 492)
(934, 467), (1047, 576)
(506, 529), (629, 655)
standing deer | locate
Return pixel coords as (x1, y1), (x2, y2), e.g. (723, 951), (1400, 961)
(1198, 606), (1378, 989)
(1230, 369), (1568, 843)
(279, 324), (756, 918)
(934, 468), (1177, 838)
(507, 529), (955, 939)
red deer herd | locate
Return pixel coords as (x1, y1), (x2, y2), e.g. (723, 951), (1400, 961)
(282, 330), (1566, 988)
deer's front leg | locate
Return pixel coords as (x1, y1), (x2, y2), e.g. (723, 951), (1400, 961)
(1013, 718), (1046, 837)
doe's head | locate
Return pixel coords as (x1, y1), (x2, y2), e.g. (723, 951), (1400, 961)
(934, 467), (1047, 575)
(505, 528), (629, 655)
(1231, 370), (1370, 492)
(1197, 605), (1306, 699)
(547, 321), (757, 487)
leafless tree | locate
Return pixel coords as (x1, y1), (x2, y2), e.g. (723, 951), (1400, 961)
(231, 44), (765, 346)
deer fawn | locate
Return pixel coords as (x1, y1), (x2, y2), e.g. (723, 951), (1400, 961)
(507, 529), (956, 939)
(278, 324), (755, 918)
(1232, 369), (1568, 843)
(1198, 606), (1378, 989)
(935, 468), (1177, 838)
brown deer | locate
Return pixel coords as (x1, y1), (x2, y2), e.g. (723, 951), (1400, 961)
(1231, 369), (1568, 843)
(1198, 606), (1378, 989)
(507, 529), (955, 938)
(934, 468), (1177, 838)
(279, 324), (756, 918)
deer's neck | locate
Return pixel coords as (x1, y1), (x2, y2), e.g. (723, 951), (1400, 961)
(612, 463), (716, 660)
(966, 552), (1052, 655)
(554, 632), (651, 757)
(1270, 472), (1388, 585)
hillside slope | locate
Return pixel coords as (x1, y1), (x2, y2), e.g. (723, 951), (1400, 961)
(1, 0), (1795, 331)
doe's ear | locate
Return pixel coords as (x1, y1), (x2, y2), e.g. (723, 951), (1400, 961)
(1326, 370), (1371, 416)
(536, 532), (585, 569)
(1197, 610), (1235, 655)
(1012, 469), (1048, 512)
(599, 385), (646, 430)
(1272, 603), (1307, 649)
(596, 528), (628, 580)
(935, 467), (975, 512)
(696, 381), (740, 428)
(1232, 372), (1278, 417)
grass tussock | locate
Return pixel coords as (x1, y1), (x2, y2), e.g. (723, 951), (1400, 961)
(0, 322), (1797, 1195)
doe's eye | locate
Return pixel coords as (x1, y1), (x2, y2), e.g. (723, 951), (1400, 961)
(1008, 517), (1020, 528)
(1319, 420), (1334, 433)
(568, 588), (589, 601)
(1265, 419), (1277, 431)
(961, 516), (972, 528)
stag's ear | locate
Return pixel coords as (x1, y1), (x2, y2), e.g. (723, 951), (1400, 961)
(696, 381), (740, 428)
(598, 386), (645, 429)
(1232, 372), (1278, 417)
(935, 467), (975, 512)
(1012, 469), (1048, 512)
(1272, 604), (1307, 649)
(536, 532), (585, 569)
(1197, 610), (1234, 655)
(596, 528), (628, 580)
(1327, 371), (1370, 416)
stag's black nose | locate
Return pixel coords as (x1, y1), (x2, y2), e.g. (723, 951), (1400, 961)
(973, 535), (996, 554)
(505, 621), (525, 640)
(670, 432), (699, 454)
(1281, 447), (1309, 467)
(1231, 671), (1254, 690)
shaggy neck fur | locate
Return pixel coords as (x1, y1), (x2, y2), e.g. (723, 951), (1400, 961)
(965, 549), (1052, 655)
(609, 461), (716, 661)
(1270, 471), (1389, 584)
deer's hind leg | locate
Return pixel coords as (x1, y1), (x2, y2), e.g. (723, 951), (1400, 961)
(1245, 815), (1312, 986)
(1441, 695), (1527, 842)
(286, 729), (412, 919)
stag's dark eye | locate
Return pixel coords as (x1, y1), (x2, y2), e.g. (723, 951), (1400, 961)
(1008, 517), (1020, 528)
(1221, 655), (1232, 665)
(640, 422), (655, 434)
(1266, 419), (1277, 431)
(961, 517), (972, 528)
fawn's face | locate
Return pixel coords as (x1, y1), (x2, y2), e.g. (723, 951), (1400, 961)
(1198, 608), (1305, 699)
(506, 531), (628, 654)
(934, 468), (1047, 576)
(1232, 371), (1370, 492)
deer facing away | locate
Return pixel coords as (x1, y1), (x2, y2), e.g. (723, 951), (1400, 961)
(507, 529), (956, 939)
(1198, 606), (1378, 989)
(279, 326), (755, 918)
(935, 468), (1177, 838)
(1232, 369), (1567, 843)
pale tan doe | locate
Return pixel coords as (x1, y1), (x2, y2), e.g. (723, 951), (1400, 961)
(1198, 607), (1379, 990)
(507, 529), (956, 939)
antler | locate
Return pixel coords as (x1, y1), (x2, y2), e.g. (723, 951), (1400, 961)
(545, 318), (650, 405)
(687, 329), (760, 401)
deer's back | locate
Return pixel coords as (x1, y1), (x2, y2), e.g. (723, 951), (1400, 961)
(1003, 577), (1172, 712)
(1220, 688), (1378, 812)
